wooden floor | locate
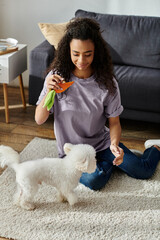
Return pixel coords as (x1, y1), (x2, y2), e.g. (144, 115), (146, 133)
(0, 85), (55, 153)
(0, 85), (160, 240)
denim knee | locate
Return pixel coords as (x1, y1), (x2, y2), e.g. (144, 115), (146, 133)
(80, 172), (106, 191)
(80, 166), (113, 191)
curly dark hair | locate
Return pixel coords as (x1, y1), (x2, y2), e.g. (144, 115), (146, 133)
(49, 17), (116, 93)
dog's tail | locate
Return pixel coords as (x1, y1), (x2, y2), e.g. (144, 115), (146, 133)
(0, 145), (20, 170)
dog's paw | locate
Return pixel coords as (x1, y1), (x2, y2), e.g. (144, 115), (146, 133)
(56, 193), (67, 203)
(67, 194), (78, 206)
(20, 201), (35, 211)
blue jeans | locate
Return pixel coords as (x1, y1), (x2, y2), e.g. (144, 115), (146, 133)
(80, 143), (160, 190)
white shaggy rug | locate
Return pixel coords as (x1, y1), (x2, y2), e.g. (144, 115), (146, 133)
(0, 137), (160, 240)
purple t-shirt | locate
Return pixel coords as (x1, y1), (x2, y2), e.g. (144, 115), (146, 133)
(37, 72), (123, 157)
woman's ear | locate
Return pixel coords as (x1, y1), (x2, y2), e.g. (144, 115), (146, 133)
(63, 143), (73, 155)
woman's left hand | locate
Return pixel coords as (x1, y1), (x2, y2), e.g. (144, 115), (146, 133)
(110, 144), (124, 166)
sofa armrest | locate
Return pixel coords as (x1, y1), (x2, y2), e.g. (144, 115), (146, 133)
(29, 40), (55, 105)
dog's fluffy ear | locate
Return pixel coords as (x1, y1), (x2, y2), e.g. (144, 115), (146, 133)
(63, 143), (73, 155)
(76, 159), (88, 172)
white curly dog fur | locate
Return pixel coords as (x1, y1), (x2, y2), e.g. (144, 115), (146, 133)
(0, 143), (96, 210)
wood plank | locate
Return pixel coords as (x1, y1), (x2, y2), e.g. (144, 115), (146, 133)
(11, 124), (55, 139)
(0, 122), (17, 132)
(0, 132), (32, 144)
(121, 137), (145, 152)
(0, 132), (33, 152)
(122, 129), (160, 140)
(0, 238), (14, 240)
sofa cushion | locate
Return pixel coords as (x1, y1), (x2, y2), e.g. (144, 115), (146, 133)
(75, 9), (160, 69)
(38, 22), (68, 49)
(114, 65), (160, 112)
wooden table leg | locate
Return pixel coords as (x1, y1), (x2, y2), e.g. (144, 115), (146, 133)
(3, 83), (9, 123)
(18, 74), (26, 108)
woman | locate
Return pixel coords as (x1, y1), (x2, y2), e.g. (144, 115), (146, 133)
(35, 17), (160, 190)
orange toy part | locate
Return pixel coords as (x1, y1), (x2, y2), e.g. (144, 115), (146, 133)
(55, 81), (74, 93)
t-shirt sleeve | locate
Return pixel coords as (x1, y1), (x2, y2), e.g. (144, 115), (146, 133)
(104, 79), (123, 118)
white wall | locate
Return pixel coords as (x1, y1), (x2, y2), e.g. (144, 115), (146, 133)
(0, 0), (160, 87)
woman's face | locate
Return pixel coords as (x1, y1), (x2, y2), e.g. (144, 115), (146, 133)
(70, 39), (95, 77)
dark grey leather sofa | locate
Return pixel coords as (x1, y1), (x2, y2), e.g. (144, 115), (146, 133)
(29, 9), (160, 123)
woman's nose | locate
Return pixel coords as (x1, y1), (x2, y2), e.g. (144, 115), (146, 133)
(78, 54), (85, 63)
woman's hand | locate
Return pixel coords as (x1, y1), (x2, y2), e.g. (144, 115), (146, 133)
(46, 74), (65, 92)
(35, 73), (64, 125)
(110, 144), (124, 166)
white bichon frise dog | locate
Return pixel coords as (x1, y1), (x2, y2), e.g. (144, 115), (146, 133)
(0, 143), (96, 210)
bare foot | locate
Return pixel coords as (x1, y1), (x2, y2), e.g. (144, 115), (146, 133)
(154, 145), (160, 151)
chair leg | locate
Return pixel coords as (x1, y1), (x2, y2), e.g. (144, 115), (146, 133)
(18, 74), (26, 109)
(3, 83), (9, 123)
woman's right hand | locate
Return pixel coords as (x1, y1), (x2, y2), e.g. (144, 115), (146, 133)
(35, 74), (65, 125)
(46, 74), (65, 92)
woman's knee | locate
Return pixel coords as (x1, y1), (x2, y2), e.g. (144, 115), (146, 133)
(80, 176), (106, 191)
(80, 168), (112, 191)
